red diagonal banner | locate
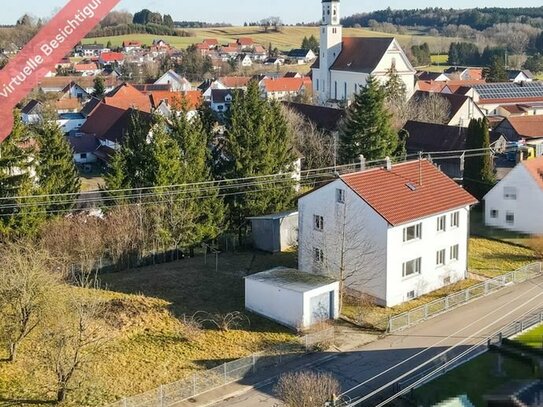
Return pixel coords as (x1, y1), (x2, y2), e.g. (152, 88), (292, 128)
(0, 0), (120, 142)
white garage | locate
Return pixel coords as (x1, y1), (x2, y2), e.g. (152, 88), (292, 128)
(245, 267), (340, 330)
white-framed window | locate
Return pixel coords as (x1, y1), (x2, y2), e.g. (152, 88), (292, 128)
(504, 186), (517, 200)
(336, 188), (345, 204)
(402, 258), (422, 278)
(314, 215), (324, 231)
(406, 290), (416, 300)
(506, 212), (515, 225)
(403, 223), (422, 242)
(490, 209), (499, 219)
(437, 215), (446, 232)
(451, 211), (460, 228)
(314, 247), (324, 263)
(443, 276), (451, 285)
(450, 244), (459, 261)
(436, 249), (446, 266)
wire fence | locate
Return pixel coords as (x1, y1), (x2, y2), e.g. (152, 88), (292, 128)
(388, 262), (543, 333)
(104, 328), (335, 407)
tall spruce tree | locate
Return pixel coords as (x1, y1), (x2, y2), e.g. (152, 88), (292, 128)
(0, 114), (44, 239)
(464, 118), (495, 199)
(93, 77), (106, 98)
(226, 81), (297, 242)
(339, 76), (398, 163)
(119, 111), (154, 188)
(35, 121), (80, 215)
(170, 110), (225, 247)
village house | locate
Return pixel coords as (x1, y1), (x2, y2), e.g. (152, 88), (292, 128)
(494, 115), (543, 157)
(122, 41), (143, 53)
(73, 61), (102, 76)
(21, 100), (43, 124)
(103, 83), (153, 113)
(78, 44), (109, 57)
(507, 70), (534, 84)
(237, 54), (253, 68)
(312, 0), (416, 105)
(287, 49), (317, 64)
(38, 76), (120, 95)
(298, 159), (477, 307)
(154, 70), (192, 91)
(261, 77), (312, 101)
(402, 121), (508, 179)
(210, 89), (237, 113)
(411, 91), (485, 127)
(471, 82), (543, 117)
(99, 52), (125, 67)
(484, 157), (543, 235)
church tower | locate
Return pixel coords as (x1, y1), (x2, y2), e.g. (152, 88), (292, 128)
(316, 0), (343, 103)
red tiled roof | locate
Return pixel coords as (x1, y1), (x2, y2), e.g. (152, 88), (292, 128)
(340, 160), (478, 226)
(218, 76), (252, 88)
(237, 37), (254, 46)
(263, 77), (311, 93)
(56, 98), (81, 111)
(104, 83), (151, 112)
(79, 104), (127, 139)
(74, 63), (98, 71)
(203, 39), (219, 46)
(504, 116), (543, 139)
(149, 90), (202, 110)
(522, 157), (543, 190)
(416, 81), (447, 93)
(100, 52), (125, 62)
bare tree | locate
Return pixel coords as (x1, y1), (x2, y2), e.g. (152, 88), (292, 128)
(0, 244), (58, 362)
(407, 93), (452, 125)
(283, 106), (336, 170)
(300, 194), (383, 315)
(41, 295), (105, 403)
(274, 370), (341, 407)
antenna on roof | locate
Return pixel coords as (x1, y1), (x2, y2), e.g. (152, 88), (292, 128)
(419, 152), (423, 186)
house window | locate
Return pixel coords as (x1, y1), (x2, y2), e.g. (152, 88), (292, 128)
(504, 186), (517, 200)
(403, 223), (422, 242)
(354, 84), (358, 94)
(506, 212), (515, 225)
(336, 189), (345, 204)
(450, 244), (459, 261)
(314, 247), (324, 263)
(406, 290), (416, 300)
(443, 277), (451, 285)
(344, 82), (347, 100)
(437, 215), (446, 232)
(451, 211), (460, 228)
(80, 153), (87, 159)
(436, 249), (446, 267)
(316, 79), (319, 92)
(402, 258), (422, 278)
(334, 81), (338, 100)
(490, 209), (499, 219)
(314, 215), (324, 231)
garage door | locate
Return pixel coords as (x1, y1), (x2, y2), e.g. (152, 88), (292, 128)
(310, 291), (332, 325)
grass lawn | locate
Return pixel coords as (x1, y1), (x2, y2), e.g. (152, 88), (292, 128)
(412, 350), (537, 407)
(82, 26), (458, 52)
(468, 237), (539, 278)
(343, 236), (540, 329)
(0, 251), (299, 406)
(516, 324), (543, 349)
(342, 279), (479, 330)
(431, 54), (449, 64)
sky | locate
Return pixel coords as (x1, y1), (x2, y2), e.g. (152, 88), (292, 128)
(1, 0), (542, 26)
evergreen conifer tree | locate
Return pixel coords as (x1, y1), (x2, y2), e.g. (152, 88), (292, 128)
(464, 118), (495, 199)
(226, 81), (297, 242)
(339, 76), (398, 163)
(484, 56), (508, 83)
(35, 121), (80, 215)
(93, 77), (106, 98)
(0, 115), (44, 239)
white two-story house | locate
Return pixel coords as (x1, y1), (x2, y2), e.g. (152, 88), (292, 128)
(484, 157), (543, 235)
(298, 159), (477, 307)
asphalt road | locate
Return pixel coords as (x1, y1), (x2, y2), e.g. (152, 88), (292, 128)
(209, 276), (543, 407)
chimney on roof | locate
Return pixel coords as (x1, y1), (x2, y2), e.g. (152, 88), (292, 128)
(359, 154), (366, 172)
(385, 156), (392, 171)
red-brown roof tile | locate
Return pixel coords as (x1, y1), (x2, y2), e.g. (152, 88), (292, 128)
(522, 157), (543, 190)
(340, 160), (478, 226)
(104, 83), (152, 112)
(503, 116), (543, 139)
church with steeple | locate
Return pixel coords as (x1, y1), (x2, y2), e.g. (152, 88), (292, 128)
(312, 0), (416, 105)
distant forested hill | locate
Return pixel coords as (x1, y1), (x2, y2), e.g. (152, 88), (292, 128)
(342, 7), (543, 30)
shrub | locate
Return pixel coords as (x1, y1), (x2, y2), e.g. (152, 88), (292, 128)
(274, 370), (341, 407)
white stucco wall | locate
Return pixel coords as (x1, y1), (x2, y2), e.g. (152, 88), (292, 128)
(245, 278), (303, 329)
(484, 164), (543, 234)
(385, 207), (470, 307)
(449, 99), (485, 127)
(298, 179), (389, 303)
(298, 178), (471, 307)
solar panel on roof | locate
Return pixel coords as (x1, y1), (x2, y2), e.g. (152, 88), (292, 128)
(474, 82), (543, 100)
